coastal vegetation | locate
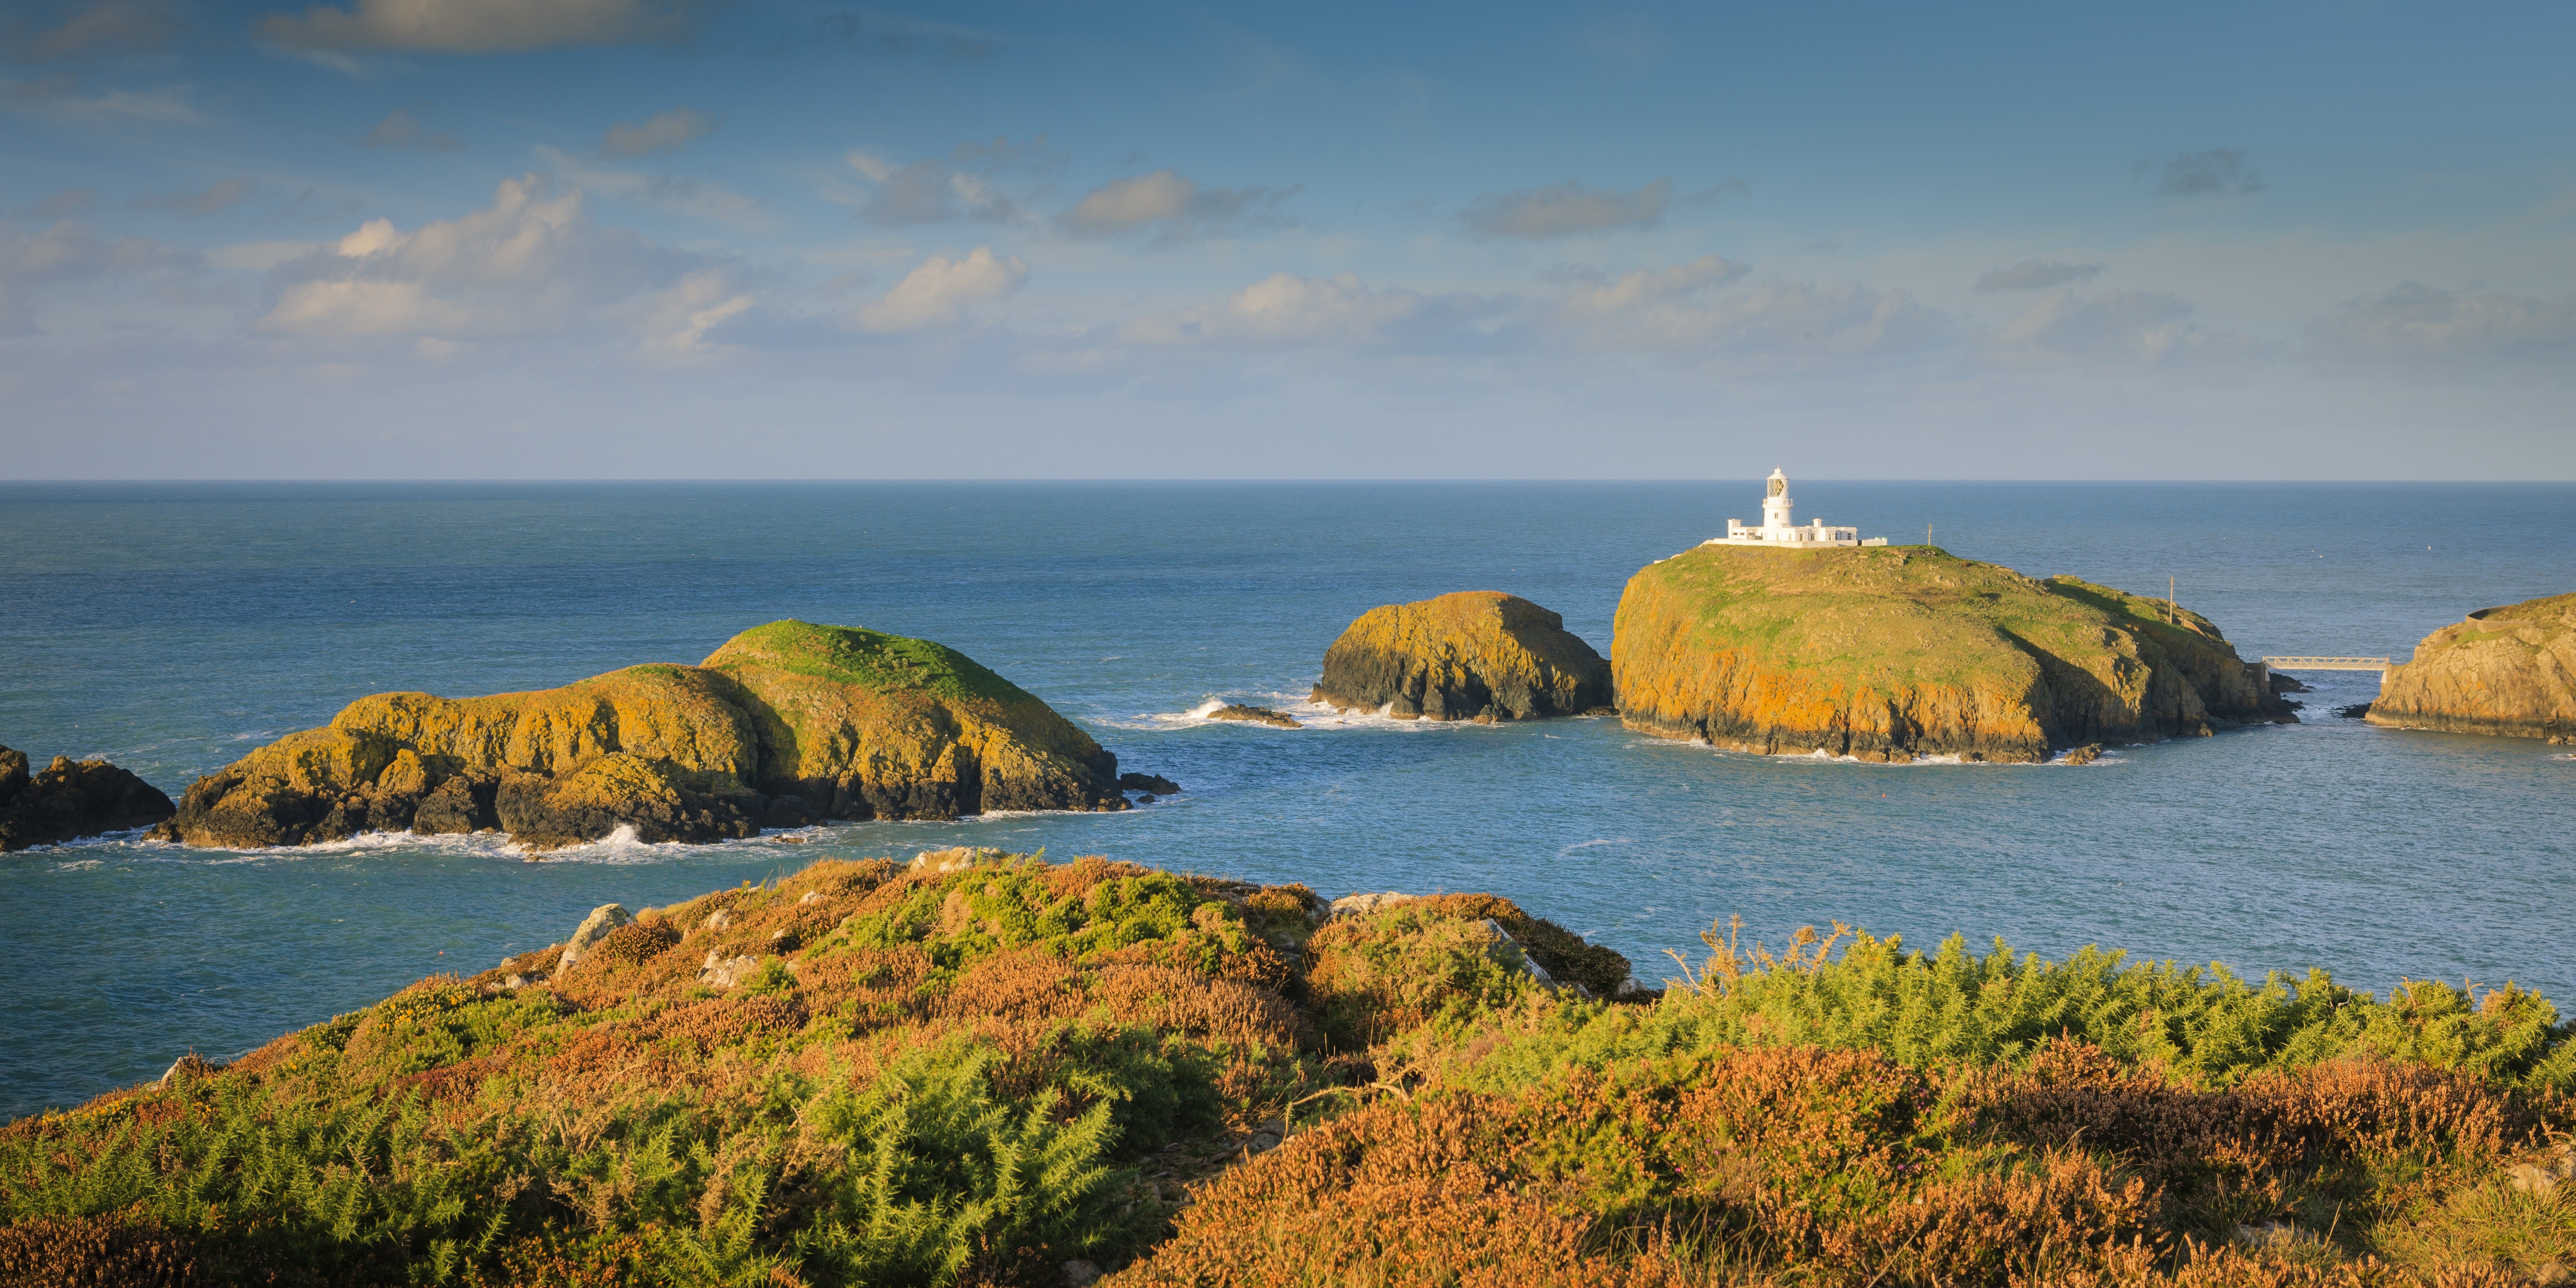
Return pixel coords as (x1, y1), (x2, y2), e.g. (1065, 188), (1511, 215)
(1312, 591), (1613, 721)
(5, 852), (2571, 1287)
(1613, 544), (2297, 762)
(151, 621), (1130, 852)
(2369, 592), (2576, 744)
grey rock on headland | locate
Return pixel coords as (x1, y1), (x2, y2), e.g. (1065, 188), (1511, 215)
(557, 903), (632, 970)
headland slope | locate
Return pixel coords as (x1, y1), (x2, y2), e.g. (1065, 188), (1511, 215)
(2367, 591), (2576, 743)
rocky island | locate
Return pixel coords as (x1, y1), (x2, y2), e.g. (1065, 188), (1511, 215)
(1311, 590), (1612, 721)
(152, 620), (1132, 851)
(0, 746), (175, 852)
(1614, 544), (2294, 762)
(2367, 591), (2576, 743)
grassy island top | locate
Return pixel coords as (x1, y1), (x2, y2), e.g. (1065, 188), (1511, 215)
(5, 851), (2572, 1286)
(703, 619), (1037, 709)
(2424, 592), (2576, 658)
(1625, 543), (2229, 687)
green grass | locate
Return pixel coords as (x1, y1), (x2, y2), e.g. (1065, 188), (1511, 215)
(708, 620), (1033, 708)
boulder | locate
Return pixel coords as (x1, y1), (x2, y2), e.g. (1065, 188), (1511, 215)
(1314, 592), (1612, 721)
(556, 904), (632, 971)
(1613, 545), (2296, 763)
(2367, 593), (2576, 742)
(699, 952), (762, 988)
(153, 619), (1125, 852)
(0, 747), (177, 852)
(2062, 744), (2103, 766)
(1119, 772), (1181, 795)
(1206, 704), (1300, 728)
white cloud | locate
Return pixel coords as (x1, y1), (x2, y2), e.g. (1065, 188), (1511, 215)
(2311, 282), (2576, 373)
(1057, 169), (1299, 246)
(600, 106), (716, 157)
(256, 0), (694, 53)
(209, 239), (325, 270)
(258, 173), (701, 340)
(633, 268), (752, 359)
(1462, 179), (1687, 239)
(852, 247), (1025, 333)
(846, 153), (1017, 226)
(1118, 271), (1438, 349)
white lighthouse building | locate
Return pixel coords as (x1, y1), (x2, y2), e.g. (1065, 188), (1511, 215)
(1710, 469), (1887, 549)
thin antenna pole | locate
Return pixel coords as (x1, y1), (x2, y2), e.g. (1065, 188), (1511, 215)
(2168, 575), (2176, 625)
(1925, 523), (1933, 547)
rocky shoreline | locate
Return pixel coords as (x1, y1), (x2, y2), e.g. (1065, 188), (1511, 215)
(0, 745), (174, 852)
(1312, 590), (1612, 721)
(2367, 592), (2576, 743)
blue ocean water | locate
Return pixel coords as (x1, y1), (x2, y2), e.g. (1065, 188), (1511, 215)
(2, 480), (2571, 1122)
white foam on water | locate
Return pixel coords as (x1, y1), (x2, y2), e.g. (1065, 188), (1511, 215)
(54, 859), (103, 871)
(1559, 838), (1632, 854)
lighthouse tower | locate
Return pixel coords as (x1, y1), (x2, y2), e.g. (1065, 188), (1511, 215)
(1760, 469), (1794, 534)
(1712, 469), (1887, 549)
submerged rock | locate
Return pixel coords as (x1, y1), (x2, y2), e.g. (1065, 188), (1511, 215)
(1312, 591), (1612, 721)
(2367, 593), (2576, 743)
(1613, 545), (2295, 763)
(1206, 704), (1300, 728)
(1119, 772), (1181, 795)
(2062, 744), (2104, 766)
(152, 619), (1125, 852)
(0, 747), (176, 852)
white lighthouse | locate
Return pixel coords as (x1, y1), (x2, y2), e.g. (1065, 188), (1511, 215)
(1710, 469), (1887, 549)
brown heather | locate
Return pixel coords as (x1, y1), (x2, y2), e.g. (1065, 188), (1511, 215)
(5, 857), (2572, 1287)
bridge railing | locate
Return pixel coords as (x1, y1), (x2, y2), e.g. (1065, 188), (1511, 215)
(2260, 656), (2394, 670)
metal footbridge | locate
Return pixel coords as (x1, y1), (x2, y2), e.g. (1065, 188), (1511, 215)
(2260, 656), (2395, 672)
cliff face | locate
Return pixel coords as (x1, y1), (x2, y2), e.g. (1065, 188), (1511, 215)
(1312, 591), (1612, 720)
(2367, 592), (2576, 742)
(1612, 545), (2290, 763)
(0, 747), (175, 851)
(155, 620), (1124, 851)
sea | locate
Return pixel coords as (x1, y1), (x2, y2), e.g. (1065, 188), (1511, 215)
(2, 481), (2570, 1121)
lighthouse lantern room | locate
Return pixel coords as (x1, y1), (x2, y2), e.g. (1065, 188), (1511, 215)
(1710, 469), (1888, 549)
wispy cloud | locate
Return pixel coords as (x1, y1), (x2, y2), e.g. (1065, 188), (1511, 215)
(532, 145), (763, 227)
(600, 106), (716, 157)
(139, 177), (254, 216)
(359, 106), (462, 150)
(1056, 169), (1299, 247)
(2311, 282), (2576, 374)
(2139, 149), (2263, 198)
(0, 72), (197, 123)
(257, 0), (699, 54)
(6, 0), (187, 61)
(1460, 177), (1743, 240)
(1974, 259), (2103, 293)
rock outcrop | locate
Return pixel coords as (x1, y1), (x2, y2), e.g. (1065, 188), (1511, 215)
(1613, 545), (2294, 763)
(0, 747), (176, 851)
(1206, 704), (1300, 728)
(2367, 592), (2576, 743)
(152, 620), (1127, 852)
(1311, 591), (1612, 721)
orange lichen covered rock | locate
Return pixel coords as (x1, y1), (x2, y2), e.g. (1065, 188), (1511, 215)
(1312, 591), (1611, 721)
(2368, 592), (2576, 742)
(153, 620), (1124, 851)
(1612, 544), (2289, 763)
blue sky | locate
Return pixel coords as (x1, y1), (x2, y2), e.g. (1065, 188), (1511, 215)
(2, 0), (2570, 478)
